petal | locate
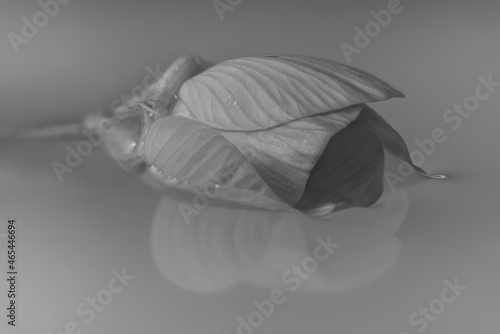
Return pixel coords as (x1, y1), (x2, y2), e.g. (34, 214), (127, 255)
(294, 120), (385, 214)
(176, 55), (404, 131)
(143, 115), (291, 211)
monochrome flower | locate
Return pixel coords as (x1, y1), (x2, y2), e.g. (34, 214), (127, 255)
(103, 55), (439, 217)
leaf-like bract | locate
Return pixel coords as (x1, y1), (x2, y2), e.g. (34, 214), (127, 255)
(177, 55), (404, 131)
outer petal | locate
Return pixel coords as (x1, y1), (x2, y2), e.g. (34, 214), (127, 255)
(143, 115), (292, 211)
(175, 55), (404, 131)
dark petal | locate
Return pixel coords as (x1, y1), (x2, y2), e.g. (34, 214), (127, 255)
(294, 120), (385, 213)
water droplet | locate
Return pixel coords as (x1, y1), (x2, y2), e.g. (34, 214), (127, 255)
(214, 184), (220, 189)
(304, 203), (337, 218)
(149, 166), (160, 175)
(415, 170), (447, 179)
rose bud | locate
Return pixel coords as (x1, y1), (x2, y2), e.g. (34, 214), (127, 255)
(103, 55), (444, 218)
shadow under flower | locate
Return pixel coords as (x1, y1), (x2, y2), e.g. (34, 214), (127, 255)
(150, 184), (409, 294)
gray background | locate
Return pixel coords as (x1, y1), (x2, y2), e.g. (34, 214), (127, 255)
(1, 0), (499, 333)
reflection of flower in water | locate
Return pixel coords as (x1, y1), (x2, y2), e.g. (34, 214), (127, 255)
(150, 185), (409, 294)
